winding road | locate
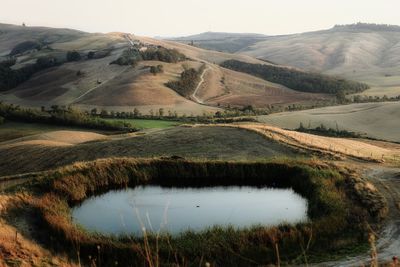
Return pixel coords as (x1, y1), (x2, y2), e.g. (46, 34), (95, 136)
(191, 65), (210, 104)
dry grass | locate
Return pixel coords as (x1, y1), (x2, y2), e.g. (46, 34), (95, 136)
(0, 195), (76, 266)
(213, 123), (400, 162)
(238, 29), (400, 98)
(1, 130), (107, 147)
(258, 102), (400, 143)
(0, 126), (298, 176)
(205, 67), (332, 108)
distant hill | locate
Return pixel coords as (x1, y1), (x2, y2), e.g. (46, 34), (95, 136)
(0, 23), (339, 115)
(168, 31), (268, 53)
(237, 23), (400, 97)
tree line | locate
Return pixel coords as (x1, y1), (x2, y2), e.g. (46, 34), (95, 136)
(0, 56), (60, 91)
(220, 60), (369, 95)
(111, 47), (186, 66)
(296, 122), (362, 138)
(0, 102), (135, 132)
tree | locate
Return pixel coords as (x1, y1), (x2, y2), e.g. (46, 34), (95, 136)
(100, 109), (109, 117)
(336, 90), (347, 104)
(87, 51), (95, 59)
(67, 51), (81, 62)
(159, 108), (164, 117)
(133, 108), (140, 118)
(150, 65), (164, 75)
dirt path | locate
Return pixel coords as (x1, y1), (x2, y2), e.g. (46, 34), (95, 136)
(70, 66), (129, 104)
(191, 66), (210, 104)
(319, 164), (400, 266)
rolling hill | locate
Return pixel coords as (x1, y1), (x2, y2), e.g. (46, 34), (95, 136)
(258, 101), (400, 143)
(0, 23), (345, 115)
(168, 32), (268, 53)
(237, 23), (400, 97)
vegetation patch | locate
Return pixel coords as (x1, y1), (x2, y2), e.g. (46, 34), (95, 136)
(295, 123), (362, 138)
(166, 65), (205, 97)
(10, 40), (43, 56)
(220, 60), (369, 95)
(5, 158), (386, 266)
(0, 56), (60, 91)
(0, 102), (135, 132)
(111, 47), (186, 66)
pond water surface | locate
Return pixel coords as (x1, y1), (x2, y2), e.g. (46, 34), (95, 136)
(72, 185), (308, 236)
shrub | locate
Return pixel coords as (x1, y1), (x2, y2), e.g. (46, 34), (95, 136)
(66, 51), (81, 62)
(150, 64), (163, 75)
(87, 51), (95, 59)
(10, 40), (42, 56)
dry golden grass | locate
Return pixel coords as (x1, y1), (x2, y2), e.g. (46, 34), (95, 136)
(0, 130), (107, 148)
(258, 102), (400, 143)
(0, 195), (76, 266)
(212, 123), (400, 162)
(204, 67), (331, 108)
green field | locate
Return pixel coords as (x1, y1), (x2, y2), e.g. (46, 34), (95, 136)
(104, 118), (182, 129)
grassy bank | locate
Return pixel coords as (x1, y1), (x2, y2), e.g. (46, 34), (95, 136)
(5, 158), (386, 266)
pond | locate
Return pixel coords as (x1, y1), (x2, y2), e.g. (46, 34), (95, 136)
(72, 185), (308, 236)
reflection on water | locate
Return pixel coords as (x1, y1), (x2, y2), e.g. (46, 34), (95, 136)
(72, 185), (308, 236)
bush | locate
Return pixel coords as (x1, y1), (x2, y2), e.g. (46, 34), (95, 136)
(0, 116), (4, 125)
(221, 60), (369, 95)
(10, 40), (42, 56)
(87, 51), (95, 59)
(150, 64), (163, 75)
(66, 51), (81, 62)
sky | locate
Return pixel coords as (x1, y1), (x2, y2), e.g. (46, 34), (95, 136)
(1, 0), (399, 37)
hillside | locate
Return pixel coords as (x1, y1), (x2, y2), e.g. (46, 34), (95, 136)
(258, 101), (400, 143)
(168, 32), (268, 53)
(237, 23), (400, 97)
(0, 23), (341, 114)
(221, 60), (369, 95)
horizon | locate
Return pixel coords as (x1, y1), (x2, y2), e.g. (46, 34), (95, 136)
(1, 0), (400, 37)
(1, 21), (399, 39)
